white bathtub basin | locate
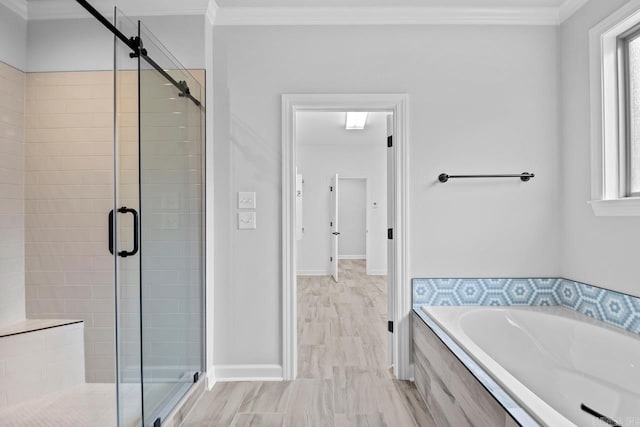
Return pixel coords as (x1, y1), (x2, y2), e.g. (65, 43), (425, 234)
(421, 306), (640, 427)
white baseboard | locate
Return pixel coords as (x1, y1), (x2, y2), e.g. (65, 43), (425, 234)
(367, 269), (387, 276)
(297, 270), (328, 276)
(214, 364), (283, 382)
(338, 255), (365, 260)
(206, 370), (216, 390)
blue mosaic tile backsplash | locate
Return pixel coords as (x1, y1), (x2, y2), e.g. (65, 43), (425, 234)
(412, 278), (640, 335)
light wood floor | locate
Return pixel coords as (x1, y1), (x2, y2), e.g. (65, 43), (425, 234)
(181, 260), (435, 427)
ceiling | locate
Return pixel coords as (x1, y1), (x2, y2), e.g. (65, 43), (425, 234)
(296, 112), (389, 146)
(2, 0), (588, 24)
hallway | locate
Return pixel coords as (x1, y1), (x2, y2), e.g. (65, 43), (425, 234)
(182, 260), (434, 426)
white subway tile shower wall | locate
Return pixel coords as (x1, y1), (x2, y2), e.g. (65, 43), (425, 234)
(139, 69), (204, 382)
(24, 69), (204, 385)
(0, 61), (26, 328)
(25, 71), (116, 383)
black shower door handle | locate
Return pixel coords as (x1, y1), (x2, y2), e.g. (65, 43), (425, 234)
(108, 207), (139, 257)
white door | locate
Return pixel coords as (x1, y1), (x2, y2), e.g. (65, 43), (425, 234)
(330, 173), (339, 282)
(386, 115), (395, 366)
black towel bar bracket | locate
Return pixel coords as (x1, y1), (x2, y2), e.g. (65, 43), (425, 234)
(438, 172), (535, 183)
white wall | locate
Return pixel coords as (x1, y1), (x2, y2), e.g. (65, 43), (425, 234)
(26, 15), (205, 72)
(338, 178), (366, 259)
(0, 3), (27, 71)
(213, 25), (560, 372)
(559, 0), (640, 298)
(296, 112), (387, 275)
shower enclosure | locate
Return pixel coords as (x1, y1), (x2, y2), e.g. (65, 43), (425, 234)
(0, 1), (203, 423)
(91, 2), (205, 425)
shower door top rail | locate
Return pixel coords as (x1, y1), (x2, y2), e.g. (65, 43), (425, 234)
(75, 0), (202, 107)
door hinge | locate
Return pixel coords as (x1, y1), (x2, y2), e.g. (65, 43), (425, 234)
(387, 135), (393, 147)
(330, 186), (333, 191)
(388, 321), (393, 333)
(388, 228), (393, 240)
(330, 221), (333, 227)
(330, 256), (333, 262)
(193, 372), (199, 383)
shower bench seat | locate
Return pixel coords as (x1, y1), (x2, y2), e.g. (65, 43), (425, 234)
(0, 319), (85, 408)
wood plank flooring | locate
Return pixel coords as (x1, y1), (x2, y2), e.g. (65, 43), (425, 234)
(181, 260), (435, 427)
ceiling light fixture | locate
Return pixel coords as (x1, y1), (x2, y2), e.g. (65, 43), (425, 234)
(345, 112), (368, 130)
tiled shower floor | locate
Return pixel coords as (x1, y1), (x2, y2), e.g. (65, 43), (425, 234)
(0, 382), (176, 427)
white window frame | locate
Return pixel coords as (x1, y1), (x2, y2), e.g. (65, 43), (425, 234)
(589, 0), (640, 216)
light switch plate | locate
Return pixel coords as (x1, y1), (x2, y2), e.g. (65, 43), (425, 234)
(238, 192), (256, 209)
(238, 212), (256, 230)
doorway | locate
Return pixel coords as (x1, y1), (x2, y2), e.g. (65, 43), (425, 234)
(337, 177), (367, 275)
(296, 111), (389, 384)
(282, 94), (410, 381)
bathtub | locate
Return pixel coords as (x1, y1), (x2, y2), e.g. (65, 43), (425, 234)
(419, 306), (640, 427)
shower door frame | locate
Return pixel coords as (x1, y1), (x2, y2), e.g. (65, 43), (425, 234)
(106, 3), (207, 425)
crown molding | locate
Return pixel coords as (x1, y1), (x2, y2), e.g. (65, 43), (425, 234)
(558, 0), (589, 24)
(215, 6), (563, 26)
(2, 0), (588, 25)
(0, 0), (27, 19)
(206, 0), (218, 25)
(26, 1), (209, 21)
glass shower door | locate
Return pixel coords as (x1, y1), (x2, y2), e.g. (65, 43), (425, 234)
(114, 9), (204, 427)
(137, 22), (204, 427)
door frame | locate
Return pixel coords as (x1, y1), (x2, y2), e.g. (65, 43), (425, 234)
(281, 93), (411, 380)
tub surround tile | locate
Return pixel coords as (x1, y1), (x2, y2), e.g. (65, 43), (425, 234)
(413, 277), (640, 335)
(413, 278), (562, 307)
(557, 280), (640, 332)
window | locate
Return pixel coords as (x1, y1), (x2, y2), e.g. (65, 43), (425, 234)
(621, 28), (640, 197)
(589, 3), (640, 216)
